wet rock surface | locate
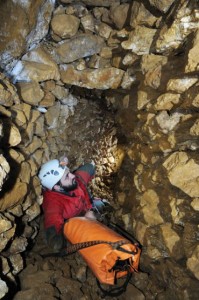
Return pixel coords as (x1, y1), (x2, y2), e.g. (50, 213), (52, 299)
(0, 0), (199, 299)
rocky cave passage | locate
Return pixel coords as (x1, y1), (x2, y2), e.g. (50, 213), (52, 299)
(0, 0), (199, 299)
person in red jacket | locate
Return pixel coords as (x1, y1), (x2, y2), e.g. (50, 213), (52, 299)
(38, 156), (108, 251)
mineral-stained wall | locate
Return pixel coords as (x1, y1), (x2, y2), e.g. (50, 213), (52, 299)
(0, 0), (199, 299)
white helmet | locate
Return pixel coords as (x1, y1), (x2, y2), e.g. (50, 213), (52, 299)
(38, 159), (69, 190)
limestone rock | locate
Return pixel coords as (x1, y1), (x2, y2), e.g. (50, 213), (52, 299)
(144, 65), (162, 89)
(190, 119), (199, 136)
(76, 266), (87, 283)
(0, 2), (30, 63)
(0, 0), (46, 72)
(187, 245), (199, 280)
(58, 111), (70, 132)
(9, 204), (23, 217)
(137, 90), (151, 110)
(0, 278), (8, 299)
(170, 197), (185, 224)
(60, 0), (116, 6)
(0, 181), (27, 211)
(121, 71), (136, 89)
(24, 201), (41, 222)
(117, 192), (126, 206)
(35, 115), (45, 137)
(155, 6), (199, 54)
(186, 29), (199, 72)
(96, 22), (112, 39)
(107, 29), (122, 46)
(7, 123), (22, 147)
(11, 47), (60, 82)
(160, 223), (180, 256)
(19, 269), (55, 290)
(110, 4), (129, 30)
(40, 91), (55, 107)
(81, 14), (95, 32)
(19, 162), (31, 184)
(167, 77), (198, 93)
(24, 136), (43, 155)
(125, 283), (145, 300)
(9, 254), (24, 275)
(1, 256), (10, 276)
(135, 221), (148, 246)
(51, 14), (80, 38)
(0, 79), (19, 107)
(190, 198), (199, 211)
(13, 60), (60, 84)
(8, 149), (25, 164)
(60, 65), (124, 89)
(192, 92), (199, 108)
(54, 34), (104, 63)
(9, 237), (28, 254)
(56, 277), (83, 298)
(141, 54), (168, 74)
(0, 106), (11, 117)
(26, 0), (56, 51)
(163, 152), (199, 197)
(141, 53), (169, 89)
(156, 111), (182, 133)
(65, 3), (88, 18)
(32, 176), (42, 198)
(51, 85), (69, 100)
(183, 223), (198, 258)
(0, 74), (20, 106)
(10, 107), (27, 127)
(154, 93), (181, 110)
(18, 81), (44, 105)
(45, 102), (61, 128)
(0, 215), (12, 234)
(22, 194), (34, 212)
(0, 155), (10, 191)
(140, 189), (164, 225)
(13, 283), (58, 300)
(130, 2), (159, 28)
(87, 54), (110, 69)
(122, 53), (139, 66)
(0, 84), (14, 107)
(13, 103), (31, 120)
(148, 0), (175, 13)
(122, 26), (157, 55)
(0, 224), (16, 252)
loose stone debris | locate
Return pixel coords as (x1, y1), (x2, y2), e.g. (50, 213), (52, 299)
(0, 0), (199, 299)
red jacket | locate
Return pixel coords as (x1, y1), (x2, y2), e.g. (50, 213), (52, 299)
(42, 163), (94, 235)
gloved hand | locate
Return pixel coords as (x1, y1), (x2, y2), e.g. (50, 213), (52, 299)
(92, 198), (112, 214)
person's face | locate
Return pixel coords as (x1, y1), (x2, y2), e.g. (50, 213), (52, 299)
(59, 169), (77, 192)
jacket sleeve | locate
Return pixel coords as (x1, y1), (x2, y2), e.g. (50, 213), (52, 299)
(42, 191), (66, 251)
(74, 163), (96, 185)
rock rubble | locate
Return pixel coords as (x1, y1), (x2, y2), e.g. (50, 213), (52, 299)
(0, 0), (199, 299)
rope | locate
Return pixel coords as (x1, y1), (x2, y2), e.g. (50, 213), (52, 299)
(41, 239), (136, 258)
(62, 239), (129, 255)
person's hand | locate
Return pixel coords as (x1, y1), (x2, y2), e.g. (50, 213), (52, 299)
(85, 210), (96, 220)
(92, 198), (112, 213)
(59, 155), (69, 167)
(90, 160), (95, 166)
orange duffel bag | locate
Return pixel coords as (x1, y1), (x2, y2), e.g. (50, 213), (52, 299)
(63, 217), (141, 287)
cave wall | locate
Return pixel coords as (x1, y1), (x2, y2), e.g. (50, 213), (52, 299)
(0, 0), (199, 299)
